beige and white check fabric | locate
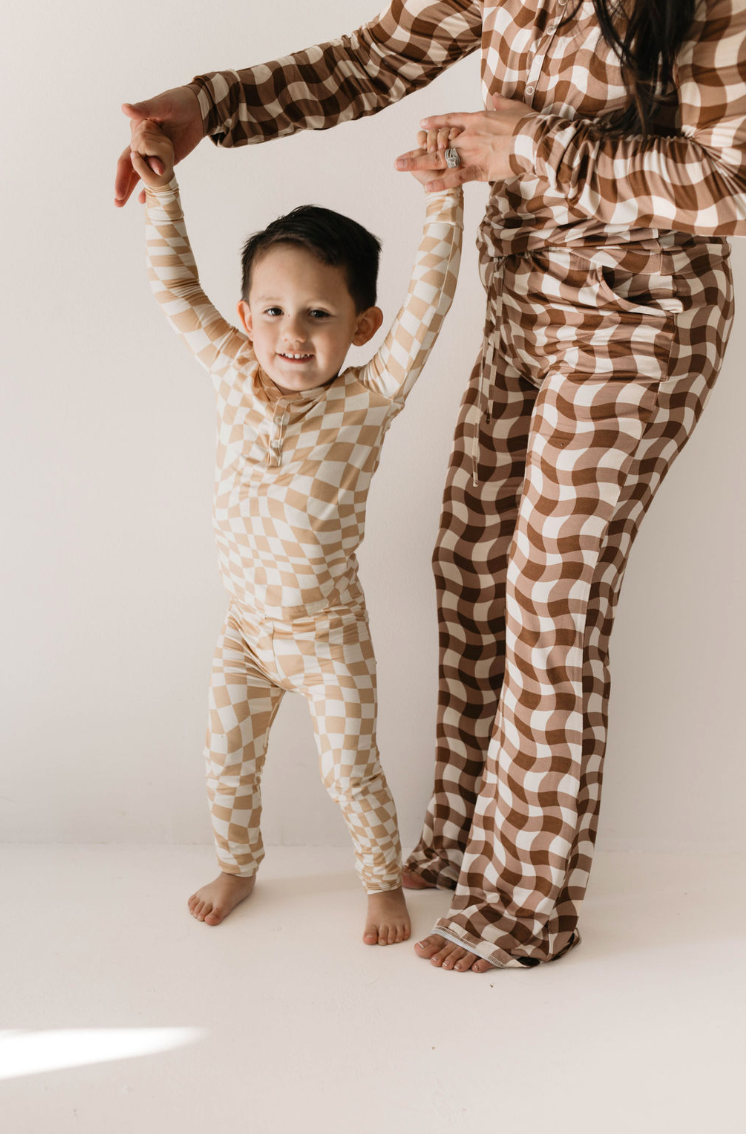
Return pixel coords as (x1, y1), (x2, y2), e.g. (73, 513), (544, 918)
(206, 600), (401, 892)
(144, 179), (462, 617)
(144, 179), (462, 891)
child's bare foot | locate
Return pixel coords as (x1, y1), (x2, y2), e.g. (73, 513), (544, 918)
(188, 872), (256, 926)
(363, 886), (411, 945)
(402, 868), (436, 890)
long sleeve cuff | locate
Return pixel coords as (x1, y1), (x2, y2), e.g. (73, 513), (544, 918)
(186, 76), (239, 142)
(144, 177), (183, 215)
(144, 176), (180, 198)
(424, 185), (464, 227)
(507, 112), (557, 179)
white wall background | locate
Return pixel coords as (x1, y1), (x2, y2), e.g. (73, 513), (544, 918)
(2, 0), (744, 856)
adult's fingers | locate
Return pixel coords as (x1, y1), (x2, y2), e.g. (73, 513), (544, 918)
(419, 112), (474, 131)
(114, 145), (140, 207)
(395, 149), (451, 172)
(122, 98), (167, 124)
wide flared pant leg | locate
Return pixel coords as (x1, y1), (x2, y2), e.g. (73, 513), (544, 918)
(405, 351), (538, 887)
(271, 608), (403, 894)
(431, 274), (733, 966)
(204, 605), (285, 877)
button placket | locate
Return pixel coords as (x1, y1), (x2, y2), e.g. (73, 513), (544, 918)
(524, 1), (565, 103)
(268, 403), (289, 466)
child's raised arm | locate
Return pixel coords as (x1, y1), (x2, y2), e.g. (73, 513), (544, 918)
(356, 129), (464, 407)
(133, 121), (252, 384)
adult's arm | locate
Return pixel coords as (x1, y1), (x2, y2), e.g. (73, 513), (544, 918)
(508, 0), (746, 236)
(116, 1), (481, 205)
(188, 0), (482, 148)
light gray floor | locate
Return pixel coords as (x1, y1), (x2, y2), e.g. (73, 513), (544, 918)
(2, 845), (744, 1134)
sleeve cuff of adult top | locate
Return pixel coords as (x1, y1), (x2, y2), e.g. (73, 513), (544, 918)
(508, 111), (581, 185)
(187, 74), (251, 146)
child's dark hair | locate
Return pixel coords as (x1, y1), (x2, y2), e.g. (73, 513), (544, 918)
(240, 206), (381, 313)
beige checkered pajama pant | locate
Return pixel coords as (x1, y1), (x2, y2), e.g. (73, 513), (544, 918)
(206, 600), (402, 893)
(405, 242), (734, 967)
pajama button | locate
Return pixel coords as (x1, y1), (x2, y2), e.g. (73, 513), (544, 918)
(525, 85), (535, 96)
(271, 439), (282, 450)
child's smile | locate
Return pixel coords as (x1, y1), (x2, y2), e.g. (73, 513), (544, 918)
(237, 244), (381, 395)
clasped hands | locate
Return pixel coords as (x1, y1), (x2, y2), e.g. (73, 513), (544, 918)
(115, 90), (534, 205)
(396, 95), (536, 190)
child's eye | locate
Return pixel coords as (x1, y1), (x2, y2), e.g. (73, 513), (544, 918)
(264, 307), (282, 316)
(309, 310), (330, 320)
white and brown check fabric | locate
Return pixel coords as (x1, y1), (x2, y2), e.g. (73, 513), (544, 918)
(144, 179), (462, 891)
(186, 0), (743, 962)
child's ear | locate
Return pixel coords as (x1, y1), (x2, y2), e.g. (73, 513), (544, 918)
(351, 306), (384, 347)
(236, 299), (253, 339)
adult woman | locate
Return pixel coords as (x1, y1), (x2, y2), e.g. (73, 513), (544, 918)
(115, 0), (746, 971)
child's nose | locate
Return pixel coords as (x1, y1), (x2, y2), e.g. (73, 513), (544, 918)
(282, 317), (308, 343)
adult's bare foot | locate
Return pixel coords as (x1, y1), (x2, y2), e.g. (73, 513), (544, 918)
(414, 933), (493, 972)
(363, 886), (411, 946)
(401, 868), (436, 890)
(188, 872), (256, 926)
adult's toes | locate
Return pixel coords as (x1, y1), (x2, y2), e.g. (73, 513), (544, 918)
(428, 944), (453, 967)
(414, 935), (444, 959)
(441, 946), (466, 970)
(472, 959), (492, 973)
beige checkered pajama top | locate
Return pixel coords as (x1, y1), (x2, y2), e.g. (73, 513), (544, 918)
(182, 0), (745, 963)
(144, 180), (462, 617)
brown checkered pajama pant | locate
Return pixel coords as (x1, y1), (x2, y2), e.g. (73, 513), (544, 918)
(405, 241), (734, 967)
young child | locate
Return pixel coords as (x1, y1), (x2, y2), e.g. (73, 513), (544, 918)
(130, 119), (462, 946)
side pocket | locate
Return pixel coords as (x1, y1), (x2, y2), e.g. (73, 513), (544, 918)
(593, 262), (683, 320)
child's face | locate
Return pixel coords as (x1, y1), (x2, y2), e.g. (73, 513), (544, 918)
(237, 245), (382, 395)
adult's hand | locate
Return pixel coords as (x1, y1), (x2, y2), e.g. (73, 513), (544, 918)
(394, 94), (537, 191)
(114, 86), (203, 207)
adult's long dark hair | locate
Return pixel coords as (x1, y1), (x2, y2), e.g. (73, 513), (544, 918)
(564, 0), (698, 136)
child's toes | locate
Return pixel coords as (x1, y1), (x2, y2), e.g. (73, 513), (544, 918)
(363, 924), (379, 945)
(204, 907), (223, 925)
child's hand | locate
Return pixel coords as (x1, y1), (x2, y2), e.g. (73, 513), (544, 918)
(129, 119), (175, 191)
(408, 127), (464, 189)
